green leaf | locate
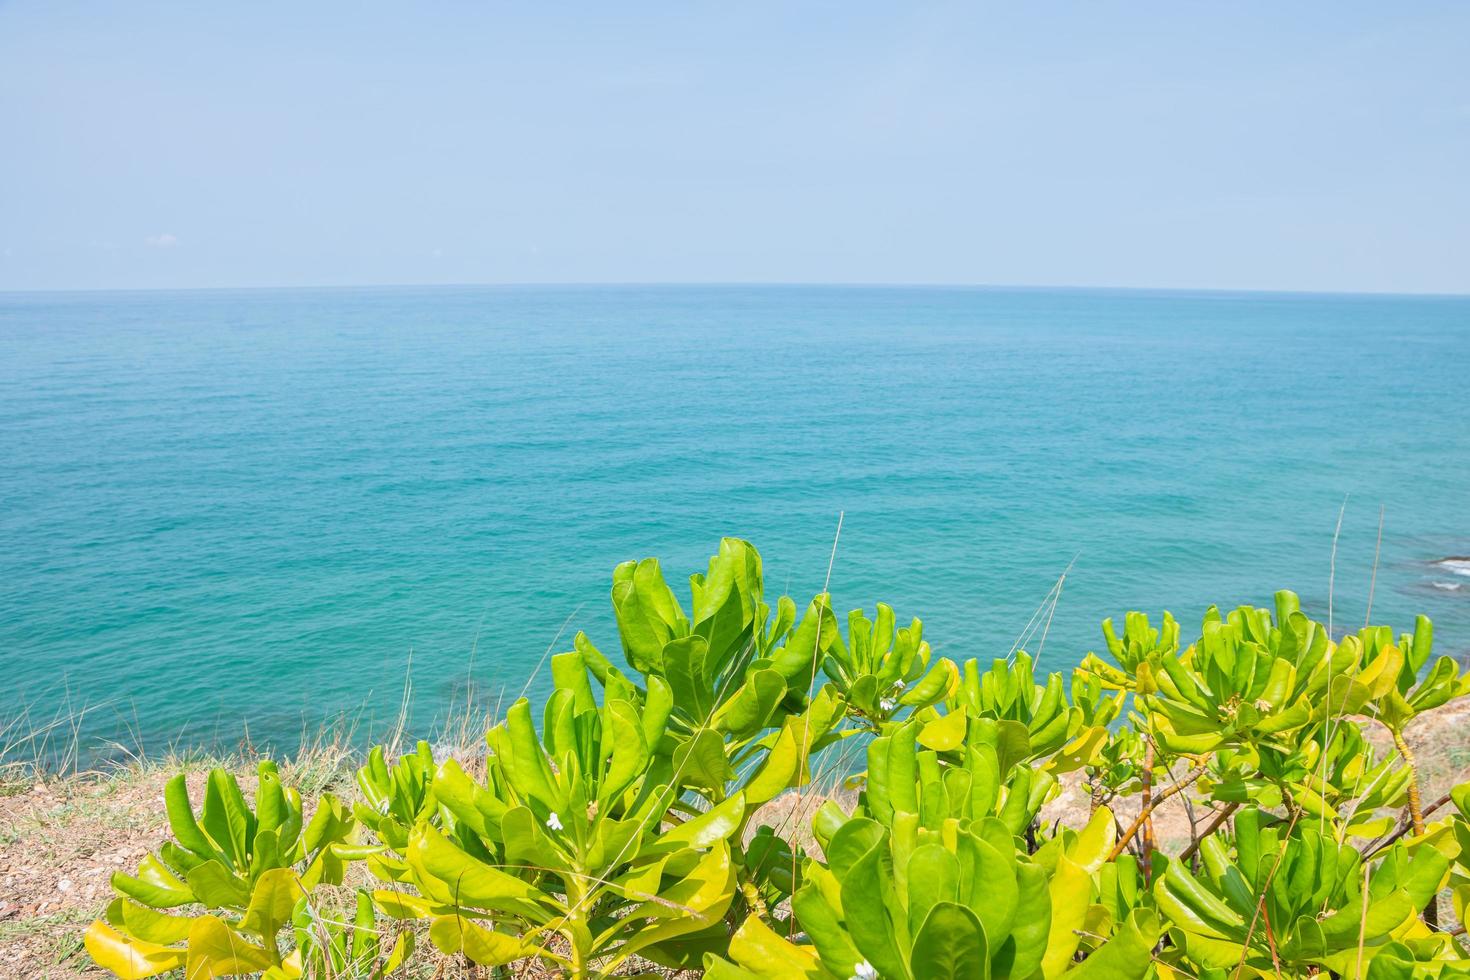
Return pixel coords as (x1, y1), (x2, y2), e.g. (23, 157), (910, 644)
(163, 774), (216, 860)
(112, 854), (196, 909)
(660, 791), (745, 848)
(184, 860), (249, 909)
(1152, 860), (1243, 941)
(254, 762), (289, 837)
(885, 720), (920, 815)
(813, 799), (849, 849)
(428, 915), (527, 966)
(793, 883), (864, 977)
(612, 557), (685, 673)
(183, 914), (274, 978)
(551, 649), (597, 713)
(433, 758), (504, 840)
(106, 899), (195, 946)
(643, 674), (675, 748)
(919, 709), (968, 751)
(501, 805), (573, 873)
(770, 593), (840, 684)
(502, 698), (559, 808)
(1312, 890), (1415, 950)
(664, 635), (715, 721)
(1064, 909), (1158, 980)
(713, 667), (788, 737)
(1041, 855), (1091, 978)
(826, 817), (887, 879)
(902, 659), (957, 707)
(911, 901), (989, 980)
(906, 843), (961, 939)
(704, 958), (767, 980)
(407, 824), (546, 914)
(841, 838), (908, 980)
(996, 862), (1051, 980)
(743, 713), (818, 805)
(616, 842), (738, 956)
(238, 868), (302, 942)
(600, 698), (650, 806)
(1045, 726), (1108, 774)
(371, 889), (450, 921)
(964, 835), (1019, 955)
(722, 913), (833, 979)
(200, 770), (251, 872)
(691, 542), (759, 671)
(1365, 942), (1416, 980)
(673, 727), (734, 793)
(1066, 806), (1117, 872)
(992, 720), (1033, 775)
(997, 766), (1034, 836)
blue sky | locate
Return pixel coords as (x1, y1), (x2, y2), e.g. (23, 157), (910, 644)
(2, 2), (1467, 293)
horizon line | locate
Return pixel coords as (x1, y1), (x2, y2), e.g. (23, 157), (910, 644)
(3, 279), (1470, 301)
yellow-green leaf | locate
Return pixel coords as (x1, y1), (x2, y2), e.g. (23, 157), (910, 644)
(918, 709), (968, 751)
(429, 914), (527, 966)
(238, 867), (302, 942)
(1042, 854), (1092, 978)
(184, 915), (274, 979)
(84, 920), (187, 979)
(407, 824), (546, 913)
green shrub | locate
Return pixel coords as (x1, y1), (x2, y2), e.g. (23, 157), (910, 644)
(84, 539), (1470, 979)
(82, 762), (381, 977)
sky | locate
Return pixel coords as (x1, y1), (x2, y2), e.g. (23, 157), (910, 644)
(2, 2), (1468, 293)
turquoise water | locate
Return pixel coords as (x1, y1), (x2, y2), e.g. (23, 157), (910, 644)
(3, 285), (1468, 762)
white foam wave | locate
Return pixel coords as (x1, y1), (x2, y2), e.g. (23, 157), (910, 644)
(1433, 558), (1470, 578)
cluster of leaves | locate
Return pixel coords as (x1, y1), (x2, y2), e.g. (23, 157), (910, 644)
(83, 762), (406, 978)
(86, 539), (1470, 979)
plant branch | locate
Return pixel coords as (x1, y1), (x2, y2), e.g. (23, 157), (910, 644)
(1139, 739), (1156, 875)
(1107, 759), (1208, 862)
(1364, 792), (1453, 857)
(1179, 802), (1240, 863)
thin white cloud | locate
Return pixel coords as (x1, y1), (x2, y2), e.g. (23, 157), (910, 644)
(145, 232), (179, 248)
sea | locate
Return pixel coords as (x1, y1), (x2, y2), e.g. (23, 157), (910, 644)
(2, 285), (1468, 764)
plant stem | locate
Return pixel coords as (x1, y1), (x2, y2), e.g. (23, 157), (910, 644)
(564, 875), (590, 979)
(1364, 792), (1453, 857)
(739, 878), (769, 920)
(1139, 740), (1156, 876)
(1107, 760), (1208, 862)
(1389, 726), (1425, 835)
(1179, 802), (1240, 864)
(1262, 902), (1284, 980)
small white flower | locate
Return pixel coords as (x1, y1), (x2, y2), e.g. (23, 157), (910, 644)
(879, 697), (898, 713)
(851, 961), (879, 980)
(546, 812), (563, 831)
(892, 680), (907, 691)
